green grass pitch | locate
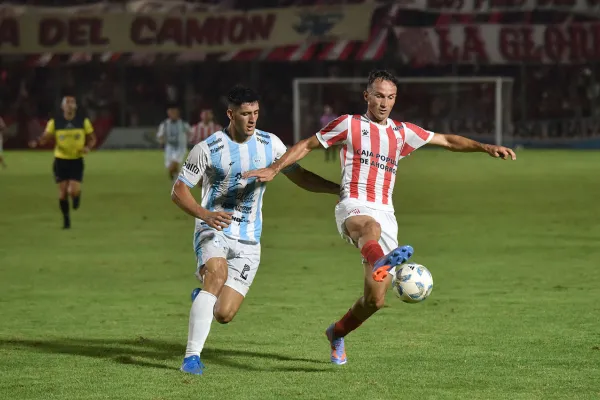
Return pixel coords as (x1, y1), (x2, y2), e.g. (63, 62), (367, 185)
(1, 149), (599, 400)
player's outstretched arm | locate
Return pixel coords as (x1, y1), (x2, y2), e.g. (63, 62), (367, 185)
(171, 180), (232, 231)
(283, 166), (339, 194)
(428, 133), (516, 160)
(243, 135), (321, 182)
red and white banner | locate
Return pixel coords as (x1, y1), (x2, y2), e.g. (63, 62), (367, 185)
(394, 23), (600, 64)
(0, 4), (373, 54)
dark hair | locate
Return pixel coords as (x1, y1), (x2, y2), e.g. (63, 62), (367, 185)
(167, 103), (180, 110)
(367, 69), (399, 90)
(227, 85), (260, 108)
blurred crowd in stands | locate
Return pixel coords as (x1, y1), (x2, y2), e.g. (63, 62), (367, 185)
(1, 62), (598, 142)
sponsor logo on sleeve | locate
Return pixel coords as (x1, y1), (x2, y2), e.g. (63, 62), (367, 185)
(183, 161), (200, 174)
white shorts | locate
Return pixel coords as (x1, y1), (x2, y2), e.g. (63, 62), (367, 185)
(335, 199), (399, 270)
(165, 146), (186, 168)
(193, 230), (261, 297)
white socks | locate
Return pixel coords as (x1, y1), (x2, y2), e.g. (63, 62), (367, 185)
(185, 290), (217, 358)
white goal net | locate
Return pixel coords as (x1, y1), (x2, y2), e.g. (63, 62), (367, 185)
(292, 77), (514, 146)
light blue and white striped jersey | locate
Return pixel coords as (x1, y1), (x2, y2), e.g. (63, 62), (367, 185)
(157, 119), (191, 149)
(178, 129), (295, 243)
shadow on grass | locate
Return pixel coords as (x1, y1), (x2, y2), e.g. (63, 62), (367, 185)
(0, 336), (331, 372)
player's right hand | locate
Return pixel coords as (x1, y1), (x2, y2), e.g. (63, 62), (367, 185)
(243, 167), (277, 183)
(28, 140), (38, 148)
(203, 211), (234, 230)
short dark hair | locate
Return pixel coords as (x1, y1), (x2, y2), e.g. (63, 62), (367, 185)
(227, 85), (260, 108)
(167, 103), (180, 110)
(367, 69), (399, 90)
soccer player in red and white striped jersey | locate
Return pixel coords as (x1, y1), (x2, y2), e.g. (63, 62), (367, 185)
(245, 70), (516, 365)
(190, 109), (222, 145)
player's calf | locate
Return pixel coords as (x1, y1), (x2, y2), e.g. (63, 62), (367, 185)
(69, 182), (82, 210)
(362, 291), (386, 312)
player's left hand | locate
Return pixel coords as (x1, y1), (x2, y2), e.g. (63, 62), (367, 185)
(243, 167), (277, 183)
(484, 145), (516, 160)
(82, 147), (91, 154)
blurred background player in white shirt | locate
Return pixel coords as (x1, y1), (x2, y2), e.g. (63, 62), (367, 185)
(0, 117), (6, 169)
(189, 109), (222, 146)
(157, 104), (191, 182)
(320, 105), (337, 163)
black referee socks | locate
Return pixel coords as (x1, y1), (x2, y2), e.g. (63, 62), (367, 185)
(72, 195), (80, 210)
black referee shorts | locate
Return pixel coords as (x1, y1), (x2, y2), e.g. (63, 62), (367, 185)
(53, 157), (84, 183)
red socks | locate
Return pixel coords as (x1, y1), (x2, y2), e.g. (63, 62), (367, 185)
(333, 309), (363, 338)
(361, 240), (384, 267)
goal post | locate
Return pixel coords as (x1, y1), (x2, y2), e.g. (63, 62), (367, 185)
(292, 77), (514, 146)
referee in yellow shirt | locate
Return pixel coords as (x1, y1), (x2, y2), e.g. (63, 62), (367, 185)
(30, 96), (96, 229)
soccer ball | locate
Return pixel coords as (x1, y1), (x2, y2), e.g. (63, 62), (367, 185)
(393, 263), (433, 303)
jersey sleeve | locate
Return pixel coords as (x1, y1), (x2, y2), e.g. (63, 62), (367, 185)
(271, 134), (299, 174)
(400, 122), (435, 157)
(156, 122), (165, 140)
(45, 119), (56, 135)
(315, 115), (349, 149)
(178, 144), (208, 188)
(83, 118), (94, 135)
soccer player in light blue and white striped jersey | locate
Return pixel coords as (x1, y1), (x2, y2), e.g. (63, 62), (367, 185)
(157, 104), (191, 182)
(171, 86), (340, 375)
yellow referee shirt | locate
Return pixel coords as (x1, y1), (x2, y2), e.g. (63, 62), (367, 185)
(45, 115), (94, 160)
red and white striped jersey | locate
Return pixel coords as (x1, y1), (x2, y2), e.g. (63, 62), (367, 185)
(316, 114), (434, 211)
(190, 121), (222, 145)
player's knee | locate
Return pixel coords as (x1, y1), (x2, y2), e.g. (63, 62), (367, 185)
(361, 220), (381, 239)
(214, 308), (236, 324)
